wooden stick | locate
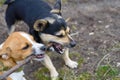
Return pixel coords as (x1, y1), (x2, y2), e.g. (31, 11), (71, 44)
(65, 17), (71, 22)
(0, 55), (33, 80)
(70, 32), (80, 36)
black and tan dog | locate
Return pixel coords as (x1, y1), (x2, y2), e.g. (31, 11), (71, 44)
(4, 0), (78, 79)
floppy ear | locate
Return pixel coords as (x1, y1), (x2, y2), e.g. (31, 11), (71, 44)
(51, 0), (62, 15)
(33, 19), (48, 32)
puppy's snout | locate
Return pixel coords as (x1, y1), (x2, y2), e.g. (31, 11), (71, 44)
(70, 41), (76, 47)
(40, 46), (47, 51)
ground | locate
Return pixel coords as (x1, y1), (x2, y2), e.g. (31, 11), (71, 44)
(0, 0), (120, 80)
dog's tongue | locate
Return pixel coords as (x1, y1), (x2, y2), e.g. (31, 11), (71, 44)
(53, 43), (63, 54)
(56, 44), (62, 50)
(35, 54), (44, 58)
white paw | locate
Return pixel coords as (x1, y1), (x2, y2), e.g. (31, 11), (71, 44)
(51, 76), (59, 80)
(51, 71), (59, 80)
(65, 60), (78, 69)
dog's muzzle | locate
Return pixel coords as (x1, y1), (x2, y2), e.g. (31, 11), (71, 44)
(32, 45), (47, 61)
(47, 40), (76, 54)
(70, 40), (76, 48)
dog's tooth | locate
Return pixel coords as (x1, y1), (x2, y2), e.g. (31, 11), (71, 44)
(59, 51), (64, 54)
(49, 47), (54, 51)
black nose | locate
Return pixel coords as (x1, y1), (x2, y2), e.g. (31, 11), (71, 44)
(70, 41), (76, 47)
(40, 46), (46, 51)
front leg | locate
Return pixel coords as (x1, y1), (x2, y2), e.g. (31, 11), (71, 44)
(63, 48), (78, 69)
(41, 54), (59, 80)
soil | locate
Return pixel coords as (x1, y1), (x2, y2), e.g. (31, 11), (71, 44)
(0, 0), (120, 80)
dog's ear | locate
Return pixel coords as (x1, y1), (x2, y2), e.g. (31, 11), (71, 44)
(34, 19), (48, 32)
(51, 0), (62, 15)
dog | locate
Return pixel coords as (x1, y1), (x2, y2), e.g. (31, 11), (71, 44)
(0, 31), (46, 80)
(4, 0), (78, 79)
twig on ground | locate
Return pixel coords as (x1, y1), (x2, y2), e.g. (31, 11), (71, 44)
(96, 53), (112, 71)
(71, 32), (80, 36)
(65, 17), (71, 22)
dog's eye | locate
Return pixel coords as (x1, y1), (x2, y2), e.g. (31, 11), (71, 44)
(22, 44), (29, 50)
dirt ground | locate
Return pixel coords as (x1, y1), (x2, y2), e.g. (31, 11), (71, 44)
(0, 0), (120, 80)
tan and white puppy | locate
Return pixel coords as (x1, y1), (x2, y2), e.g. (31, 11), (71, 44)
(0, 32), (46, 80)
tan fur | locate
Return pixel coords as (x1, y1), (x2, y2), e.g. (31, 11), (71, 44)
(40, 27), (72, 46)
(7, 77), (13, 80)
(55, 27), (70, 36)
(41, 54), (58, 78)
(40, 33), (71, 45)
(39, 27), (78, 80)
(0, 32), (37, 80)
(0, 32), (33, 61)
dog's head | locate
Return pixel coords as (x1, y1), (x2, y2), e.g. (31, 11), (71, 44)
(0, 32), (46, 64)
(33, 0), (76, 54)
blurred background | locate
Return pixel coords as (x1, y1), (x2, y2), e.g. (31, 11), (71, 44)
(0, 0), (120, 80)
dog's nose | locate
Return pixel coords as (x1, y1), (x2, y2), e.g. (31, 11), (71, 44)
(40, 46), (46, 51)
(70, 41), (76, 47)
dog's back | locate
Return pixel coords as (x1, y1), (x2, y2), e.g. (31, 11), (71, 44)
(5, 0), (52, 27)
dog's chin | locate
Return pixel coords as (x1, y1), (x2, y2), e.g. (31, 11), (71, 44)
(33, 53), (44, 61)
(51, 42), (65, 54)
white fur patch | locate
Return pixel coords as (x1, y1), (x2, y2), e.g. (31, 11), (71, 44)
(19, 32), (34, 44)
(57, 15), (62, 19)
(9, 70), (26, 80)
(0, 43), (4, 49)
(20, 32), (45, 61)
(20, 32), (44, 46)
(19, 32), (44, 50)
(54, 14), (62, 19)
(46, 14), (62, 24)
(46, 17), (55, 24)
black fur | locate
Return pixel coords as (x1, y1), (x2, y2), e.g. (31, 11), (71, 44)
(5, 0), (66, 43)
(4, 0), (15, 4)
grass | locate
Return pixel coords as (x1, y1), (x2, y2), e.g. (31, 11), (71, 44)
(34, 67), (50, 80)
(34, 52), (88, 80)
(78, 72), (92, 80)
(58, 68), (92, 80)
(34, 51), (120, 80)
(0, 0), (5, 6)
(95, 65), (120, 80)
(34, 67), (93, 80)
(95, 42), (120, 80)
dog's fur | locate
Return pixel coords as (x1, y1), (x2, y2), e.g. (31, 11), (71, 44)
(5, 0), (78, 79)
(0, 32), (46, 80)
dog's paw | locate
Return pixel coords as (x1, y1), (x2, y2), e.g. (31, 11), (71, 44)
(51, 76), (59, 80)
(51, 71), (59, 80)
(65, 60), (78, 69)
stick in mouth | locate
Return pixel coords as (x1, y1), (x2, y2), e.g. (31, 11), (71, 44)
(0, 55), (34, 80)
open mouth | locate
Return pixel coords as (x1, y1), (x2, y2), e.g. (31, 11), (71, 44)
(51, 42), (64, 54)
(33, 53), (44, 59)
